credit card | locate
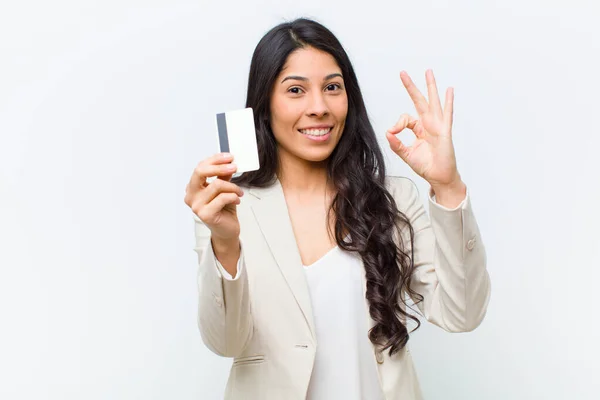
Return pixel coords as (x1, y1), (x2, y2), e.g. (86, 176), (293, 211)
(215, 107), (260, 174)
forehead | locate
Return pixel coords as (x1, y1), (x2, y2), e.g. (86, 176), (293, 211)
(279, 47), (342, 78)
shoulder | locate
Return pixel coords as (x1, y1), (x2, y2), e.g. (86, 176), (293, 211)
(384, 175), (428, 218)
(385, 175), (420, 201)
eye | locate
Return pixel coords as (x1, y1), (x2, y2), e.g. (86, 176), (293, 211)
(325, 83), (342, 92)
(288, 87), (304, 94)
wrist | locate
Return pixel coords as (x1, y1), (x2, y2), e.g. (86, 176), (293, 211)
(211, 236), (241, 276)
(211, 235), (239, 249)
(431, 178), (465, 194)
(431, 179), (467, 208)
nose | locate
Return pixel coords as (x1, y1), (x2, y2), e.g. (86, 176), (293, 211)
(306, 91), (329, 117)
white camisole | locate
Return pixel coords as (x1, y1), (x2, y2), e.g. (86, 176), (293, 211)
(303, 245), (384, 400)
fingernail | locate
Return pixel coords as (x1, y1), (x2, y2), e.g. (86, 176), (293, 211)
(222, 153), (232, 159)
(226, 163), (236, 171)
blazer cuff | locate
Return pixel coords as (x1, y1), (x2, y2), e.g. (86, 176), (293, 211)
(428, 185), (469, 212)
(215, 244), (244, 281)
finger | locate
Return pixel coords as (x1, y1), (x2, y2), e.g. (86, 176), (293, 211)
(189, 158), (236, 193)
(426, 69), (443, 117)
(386, 113), (418, 135)
(443, 87), (454, 131)
(201, 152), (236, 170)
(400, 71), (428, 115)
(199, 178), (244, 206)
(201, 192), (241, 222)
(386, 131), (411, 163)
(184, 183), (191, 205)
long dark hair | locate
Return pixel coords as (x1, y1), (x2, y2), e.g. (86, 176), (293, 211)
(232, 18), (423, 356)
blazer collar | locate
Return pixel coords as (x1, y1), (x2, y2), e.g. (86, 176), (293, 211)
(248, 178), (316, 341)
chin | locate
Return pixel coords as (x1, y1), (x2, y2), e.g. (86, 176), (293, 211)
(300, 148), (335, 163)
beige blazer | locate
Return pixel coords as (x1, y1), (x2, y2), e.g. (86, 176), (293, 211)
(193, 175), (491, 400)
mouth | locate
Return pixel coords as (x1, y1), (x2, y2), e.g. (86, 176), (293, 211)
(298, 127), (333, 141)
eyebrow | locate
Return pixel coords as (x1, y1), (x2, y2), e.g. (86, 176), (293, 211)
(281, 73), (343, 83)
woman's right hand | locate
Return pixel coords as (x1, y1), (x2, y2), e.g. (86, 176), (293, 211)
(184, 153), (244, 243)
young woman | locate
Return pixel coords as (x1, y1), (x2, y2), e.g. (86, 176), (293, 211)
(184, 18), (491, 400)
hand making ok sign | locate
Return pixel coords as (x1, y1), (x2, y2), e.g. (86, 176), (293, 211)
(386, 70), (463, 191)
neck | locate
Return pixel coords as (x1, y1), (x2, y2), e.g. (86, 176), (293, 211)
(276, 150), (331, 197)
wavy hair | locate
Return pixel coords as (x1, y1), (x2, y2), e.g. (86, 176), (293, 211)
(232, 18), (423, 356)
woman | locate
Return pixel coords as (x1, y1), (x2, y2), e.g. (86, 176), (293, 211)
(184, 18), (491, 400)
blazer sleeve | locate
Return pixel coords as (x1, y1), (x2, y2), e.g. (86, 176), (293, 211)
(192, 214), (253, 357)
(390, 176), (491, 333)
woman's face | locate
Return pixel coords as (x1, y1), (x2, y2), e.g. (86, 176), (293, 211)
(270, 46), (348, 164)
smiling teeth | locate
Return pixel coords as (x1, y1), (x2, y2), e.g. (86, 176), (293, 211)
(300, 128), (331, 136)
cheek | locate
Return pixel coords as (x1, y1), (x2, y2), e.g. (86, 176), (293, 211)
(333, 96), (349, 122)
(272, 100), (304, 130)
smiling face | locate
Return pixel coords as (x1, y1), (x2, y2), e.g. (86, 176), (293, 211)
(269, 46), (348, 165)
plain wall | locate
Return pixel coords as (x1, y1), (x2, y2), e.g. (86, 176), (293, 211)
(1, 0), (599, 398)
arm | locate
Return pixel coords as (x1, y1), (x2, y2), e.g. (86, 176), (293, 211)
(193, 214), (253, 356)
(394, 177), (491, 332)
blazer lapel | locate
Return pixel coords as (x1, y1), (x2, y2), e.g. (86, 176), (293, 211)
(249, 179), (316, 340)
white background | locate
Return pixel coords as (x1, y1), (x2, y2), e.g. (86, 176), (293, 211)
(1, 0), (599, 399)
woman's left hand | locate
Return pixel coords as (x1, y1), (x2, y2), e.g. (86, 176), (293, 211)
(386, 70), (463, 192)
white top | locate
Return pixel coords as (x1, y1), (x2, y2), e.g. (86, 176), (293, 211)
(216, 245), (384, 399)
(302, 245), (384, 400)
